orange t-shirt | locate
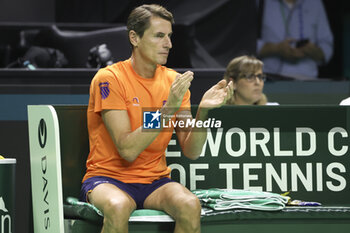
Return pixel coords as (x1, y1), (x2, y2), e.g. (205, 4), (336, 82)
(82, 59), (191, 183)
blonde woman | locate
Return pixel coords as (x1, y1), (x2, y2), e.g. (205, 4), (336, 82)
(224, 55), (277, 105)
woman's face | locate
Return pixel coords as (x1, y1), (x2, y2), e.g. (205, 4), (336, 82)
(233, 68), (265, 105)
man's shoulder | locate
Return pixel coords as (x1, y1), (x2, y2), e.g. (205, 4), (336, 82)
(106, 59), (131, 75)
(158, 65), (176, 73)
(93, 60), (130, 81)
(157, 65), (178, 79)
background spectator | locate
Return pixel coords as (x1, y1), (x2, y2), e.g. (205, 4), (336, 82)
(257, 0), (334, 80)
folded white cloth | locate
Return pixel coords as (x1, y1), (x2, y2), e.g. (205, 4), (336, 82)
(192, 188), (290, 211)
(340, 97), (350, 105)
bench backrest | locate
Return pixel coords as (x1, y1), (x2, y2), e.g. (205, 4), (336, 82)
(33, 105), (350, 206)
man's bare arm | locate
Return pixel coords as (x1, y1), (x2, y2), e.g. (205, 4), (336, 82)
(102, 110), (161, 162)
(176, 79), (233, 160)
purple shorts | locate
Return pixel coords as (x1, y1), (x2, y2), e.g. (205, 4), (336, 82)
(80, 176), (174, 209)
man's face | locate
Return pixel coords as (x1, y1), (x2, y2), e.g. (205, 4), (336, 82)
(136, 17), (173, 65)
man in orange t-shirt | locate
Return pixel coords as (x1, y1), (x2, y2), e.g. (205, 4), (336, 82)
(80, 4), (233, 233)
(83, 59), (190, 184)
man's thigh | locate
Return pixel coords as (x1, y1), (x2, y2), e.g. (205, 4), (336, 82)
(143, 182), (199, 214)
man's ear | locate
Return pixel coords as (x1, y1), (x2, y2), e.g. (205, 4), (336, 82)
(129, 30), (139, 47)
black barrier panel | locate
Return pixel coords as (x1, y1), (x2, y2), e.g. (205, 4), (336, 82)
(55, 105), (89, 203)
(167, 106), (350, 205)
(54, 105), (350, 205)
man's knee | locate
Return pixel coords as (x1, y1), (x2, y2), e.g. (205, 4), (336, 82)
(184, 194), (201, 214)
(174, 194), (201, 232)
(99, 197), (133, 232)
(103, 196), (134, 220)
(176, 194), (201, 218)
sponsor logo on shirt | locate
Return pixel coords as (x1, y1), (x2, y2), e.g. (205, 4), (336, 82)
(99, 82), (110, 100)
(133, 97), (140, 106)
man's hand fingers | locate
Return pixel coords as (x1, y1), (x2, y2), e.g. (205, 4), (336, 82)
(167, 71), (194, 110)
(173, 71), (194, 91)
(215, 79), (228, 89)
(180, 71), (194, 82)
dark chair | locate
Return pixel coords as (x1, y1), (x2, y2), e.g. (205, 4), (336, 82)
(34, 25), (131, 68)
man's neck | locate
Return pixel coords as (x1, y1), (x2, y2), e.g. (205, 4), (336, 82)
(130, 53), (157, 79)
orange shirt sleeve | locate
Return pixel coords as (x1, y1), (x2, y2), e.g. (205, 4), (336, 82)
(90, 68), (127, 113)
